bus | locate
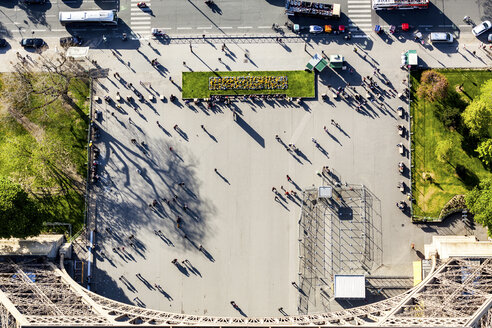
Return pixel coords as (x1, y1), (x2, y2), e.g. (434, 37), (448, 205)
(372, 0), (429, 10)
(285, 0), (341, 19)
(59, 10), (118, 25)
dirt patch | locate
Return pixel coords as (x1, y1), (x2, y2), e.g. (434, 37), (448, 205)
(6, 106), (46, 143)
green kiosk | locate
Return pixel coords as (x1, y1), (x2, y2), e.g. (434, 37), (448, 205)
(401, 50), (418, 68)
(329, 54), (344, 69)
(306, 53), (329, 72)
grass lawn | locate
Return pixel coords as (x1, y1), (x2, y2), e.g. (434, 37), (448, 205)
(410, 69), (492, 220)
(182, 70), (315, 99)
(0, 74), (90, 234)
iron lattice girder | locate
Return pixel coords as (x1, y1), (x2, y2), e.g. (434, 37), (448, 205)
(1, 258), (492, 327)
(86, 289), (406, 326)
(403, 259), (492, 318)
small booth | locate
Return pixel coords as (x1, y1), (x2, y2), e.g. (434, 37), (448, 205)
(306, 53), (329, 72)
(401, 50), (418, 68)
(66, 46), (89, 61)
(329, 54), (344, 69)
(334, 274), (366, 299)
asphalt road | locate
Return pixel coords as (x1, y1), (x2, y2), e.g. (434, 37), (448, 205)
(0, 0), (490, 41)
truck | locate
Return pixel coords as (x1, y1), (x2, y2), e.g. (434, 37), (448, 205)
(372, 0), (429, 10)
(285, 0), (341, 19)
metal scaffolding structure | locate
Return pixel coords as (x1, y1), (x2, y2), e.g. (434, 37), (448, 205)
(297, 184), (383, 313)
(1, 257), (492, 327)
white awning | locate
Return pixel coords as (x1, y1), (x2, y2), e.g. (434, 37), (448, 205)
(334, 275), (366, 299)
(66, 46), (90, 59)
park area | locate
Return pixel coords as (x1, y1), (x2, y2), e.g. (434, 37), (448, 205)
(410, 69), (492, 221)
(0, 73), (90, 236)
(182, 70), (315, 99)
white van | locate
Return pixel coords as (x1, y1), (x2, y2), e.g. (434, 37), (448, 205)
(429, 32), (454, 43)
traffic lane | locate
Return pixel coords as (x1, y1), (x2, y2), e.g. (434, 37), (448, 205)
(0, 0), (120, 38)
(373, 0), (485, 32)
(151, 0), (285, 30)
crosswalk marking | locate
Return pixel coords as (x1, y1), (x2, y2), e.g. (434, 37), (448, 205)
(348, 0), (372, 32)
(130, 0), (152, 36)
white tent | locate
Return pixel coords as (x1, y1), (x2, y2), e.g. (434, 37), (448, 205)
(66, 46), (89, 59)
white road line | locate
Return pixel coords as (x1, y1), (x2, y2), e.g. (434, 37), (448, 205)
(219, 26), (232, 29)
(353, 35), (371, 38)
(351, 18), (372, 22)
(349, 14), (371, 17)
(46, 14), (56, 17)
(177, 27), (192, 30)
(257, 26), (272, 29)
(438, 25), (453, 27)
(348, 4), (371, 8)
(237, 26), (253, 29)
(131, 27), (151, 30)
(131, 16), (151, 20)
(419, 25), (433, 27)
(51, 29), (66, 32)
(349, 23), (372, 26)
(458, 24), (471, 28)
(348, 0), (371, 3)
(197, 26), (212, 29)
(131, 21), (151, 25)
(348, 9), (372, 13)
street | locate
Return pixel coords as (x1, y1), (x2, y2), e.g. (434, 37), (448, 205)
(0, 0), (491, 40)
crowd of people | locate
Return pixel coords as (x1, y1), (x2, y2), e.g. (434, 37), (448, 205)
(208, 75), (288, 91)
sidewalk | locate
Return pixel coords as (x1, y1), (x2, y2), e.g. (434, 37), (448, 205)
(1, 33), (490, 73)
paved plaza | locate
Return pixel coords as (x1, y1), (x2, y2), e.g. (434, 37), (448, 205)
(53, 36), (489, 317)
(1, 0), (491, 316)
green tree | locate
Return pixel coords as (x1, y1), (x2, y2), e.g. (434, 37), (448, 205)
(462, 98), (492, 138)
(416, 70), (449, 102)
(466, 178), (492, 234)
(476, 139), (492, 168)
(435, 138), (454, 164)
(0, 177), (44, 238)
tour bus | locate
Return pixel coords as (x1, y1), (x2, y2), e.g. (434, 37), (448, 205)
(285, 0), (341, 19)
(372, 0), (429, 10)
(59, 10), (118, 25)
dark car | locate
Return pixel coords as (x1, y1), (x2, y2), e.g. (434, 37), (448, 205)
(24, 0), (46, 4)
(60, 36), (82, 47)
(20, 38), (45, 48)
(0, 38), (7, 47)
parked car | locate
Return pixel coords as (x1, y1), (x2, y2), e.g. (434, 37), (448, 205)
(488, 34), (492, 43)
(24, 0), (46, 4)
(60, 36), (82, 47)
(309, 25), (323, 34)
(472, 20), (491, 36)
(429, 32), (454, 43)
(20, 38), (45, 48)
(0, 38), (7, 47)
